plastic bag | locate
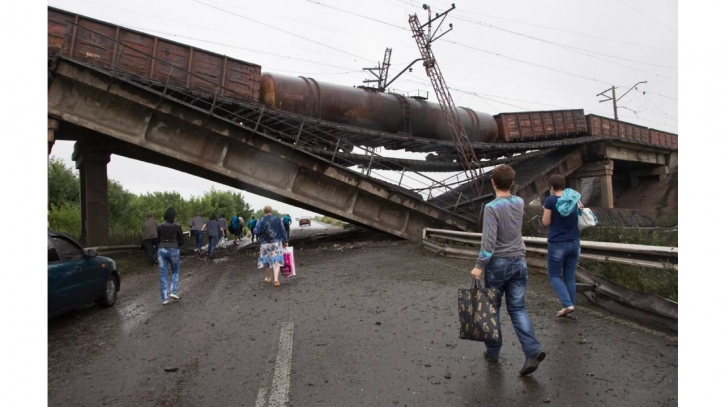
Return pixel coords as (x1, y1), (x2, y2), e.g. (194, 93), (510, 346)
(280, 247), (296, 278)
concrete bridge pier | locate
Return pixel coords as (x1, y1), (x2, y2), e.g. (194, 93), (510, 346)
(72, 141), (110, 247)
(569, 160), (615, 208)
(48, 118), (59, 155)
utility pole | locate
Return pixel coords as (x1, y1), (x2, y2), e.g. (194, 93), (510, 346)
(363, 48), (393, 91)
(597, 81), (647, 136)
(408, 3), (485, 198)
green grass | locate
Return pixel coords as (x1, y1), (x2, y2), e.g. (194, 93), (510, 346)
(580, 261), (678, 302)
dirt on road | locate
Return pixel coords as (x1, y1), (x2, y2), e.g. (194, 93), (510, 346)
(48, 232), (678, 407)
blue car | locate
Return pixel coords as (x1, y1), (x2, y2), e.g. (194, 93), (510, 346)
(48, 231), (121, 318)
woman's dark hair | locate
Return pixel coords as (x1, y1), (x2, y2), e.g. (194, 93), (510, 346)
(549, 175), (566, 191)
(219, 213), (225, 218)
(209, 213), (217, 220)
(163, 207), (177, 223)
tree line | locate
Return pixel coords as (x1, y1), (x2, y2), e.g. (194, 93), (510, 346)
(48, 158), (254, 243)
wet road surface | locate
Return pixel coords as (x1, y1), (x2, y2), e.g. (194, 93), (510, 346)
(48, 238), (678, 406)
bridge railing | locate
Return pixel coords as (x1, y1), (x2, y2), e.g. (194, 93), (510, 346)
(422, 227), (677, 269)
(421, 227), (678, 331)
(53, 22), (487, 223)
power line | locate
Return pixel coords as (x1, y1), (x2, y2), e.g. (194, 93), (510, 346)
(107, 24), (363, 72)
(441, 39), (620, 86)
(456, 6), (677, 53)
(453, 14), (678, 73)
(189, 0), (376, 63)
(295, 1), (682, 102)
(303, 0), (408, 31)
(614, 0), (678, 34)
(643, 95), (678, 122)
(70, 0), (369, 64)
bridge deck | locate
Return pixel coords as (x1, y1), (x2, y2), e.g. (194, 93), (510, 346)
(48, 59), (478, 240)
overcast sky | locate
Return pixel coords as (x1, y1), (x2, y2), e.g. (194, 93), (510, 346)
(47, 0), (678, 218)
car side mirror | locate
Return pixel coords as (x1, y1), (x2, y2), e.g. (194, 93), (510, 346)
(86, 249), (98, 258)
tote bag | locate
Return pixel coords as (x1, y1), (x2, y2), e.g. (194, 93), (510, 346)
(577, 200), (598, 230)
(458, 278), (501, 344)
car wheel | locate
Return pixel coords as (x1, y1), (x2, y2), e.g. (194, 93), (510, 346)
(96, 275), (118, 308)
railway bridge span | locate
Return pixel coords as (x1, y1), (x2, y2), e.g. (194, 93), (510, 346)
(48, 58), (476, 246)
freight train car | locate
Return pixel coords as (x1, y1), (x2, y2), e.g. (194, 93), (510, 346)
(47, 6), (677, 154)
(48, 7), (261, 101)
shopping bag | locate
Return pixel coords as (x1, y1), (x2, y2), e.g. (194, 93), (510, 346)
(458, 278), (500, 344)
(577, 200), (598, 230)
(281, 247), (296, 278)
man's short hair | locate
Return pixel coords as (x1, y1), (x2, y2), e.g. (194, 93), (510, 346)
(263, 205), (273, 214)
(147, 212), (153, 218)
(549, 174), (566, 191)
(491, 165), (515, 191)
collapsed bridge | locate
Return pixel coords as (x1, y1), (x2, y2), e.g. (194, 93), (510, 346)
(47, 7), (678, 246)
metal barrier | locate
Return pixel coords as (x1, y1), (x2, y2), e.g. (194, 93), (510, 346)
(422, 227), (678, 331)
(422, 228), (677, 270)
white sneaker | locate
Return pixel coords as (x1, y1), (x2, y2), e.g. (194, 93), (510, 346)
(169, 294), (180, 300)
(162, 300), (169, 305)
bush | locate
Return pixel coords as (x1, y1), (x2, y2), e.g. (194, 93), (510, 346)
(48, 202), (81, 240)
(312, 216), (345, 227)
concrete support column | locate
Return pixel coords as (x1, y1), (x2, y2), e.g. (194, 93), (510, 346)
(600, 174), (614, 208)
(569, 177), (582, 194)
(48, 118), (59, 155)
(73, 142), (111, 247)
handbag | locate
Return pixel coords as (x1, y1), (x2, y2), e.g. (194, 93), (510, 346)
(458, 277), (501, 344)
(577, 200), (598, 230)
(281, 247), (296, 278)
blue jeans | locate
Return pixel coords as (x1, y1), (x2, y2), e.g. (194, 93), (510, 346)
(484, 257), (542, 359)
(191, 230), (203, 250)
(547, 240), (580, 308)
(158, 248), (180, 301)
(207, 236), (218, 258)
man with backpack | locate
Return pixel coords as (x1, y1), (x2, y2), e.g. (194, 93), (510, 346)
(247, 216), (257, 243)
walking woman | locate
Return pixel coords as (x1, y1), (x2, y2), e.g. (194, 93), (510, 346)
(542, 175), (581, 317)
(253, 205), (288, 287)
(157, 207), (185, 305)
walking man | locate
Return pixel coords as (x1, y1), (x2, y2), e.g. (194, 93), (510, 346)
(202, 214), (224, 260)
(469, 164), (546, 376)
(231, 213), (241, 245)
(218, 213), (228, 246)
(142, 212), (160, 265)
(247, 216), (257, 243)
(282, 213), (292, 239)
(188, 211), (205, 257)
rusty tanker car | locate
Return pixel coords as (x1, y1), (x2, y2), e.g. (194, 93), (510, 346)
(47, 6), (677, 154)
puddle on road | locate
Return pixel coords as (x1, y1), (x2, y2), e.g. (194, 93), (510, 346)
(118, 297), (148, 335)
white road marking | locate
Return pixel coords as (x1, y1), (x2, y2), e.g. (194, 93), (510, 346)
(254, 388), (269, 407)
(268, 322), (295, 407)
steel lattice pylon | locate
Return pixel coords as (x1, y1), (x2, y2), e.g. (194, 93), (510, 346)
(408, 10), (484, 198)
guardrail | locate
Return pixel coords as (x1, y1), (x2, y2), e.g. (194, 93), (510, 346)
(422, 227), (678, 331)
(423, 228), (677, 270)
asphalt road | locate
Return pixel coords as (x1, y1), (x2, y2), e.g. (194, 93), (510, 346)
(48, 237), (678, 406)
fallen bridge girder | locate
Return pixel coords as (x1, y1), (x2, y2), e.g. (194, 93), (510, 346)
(48, 60), (475, 241)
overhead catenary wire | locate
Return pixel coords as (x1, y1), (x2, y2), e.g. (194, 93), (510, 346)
(189, 0), (376, 63)
(614, 0), (678, 34)
(394, 0), (677, 52)
(452, 14), (678, 74)
(304, 0), (679, 101)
